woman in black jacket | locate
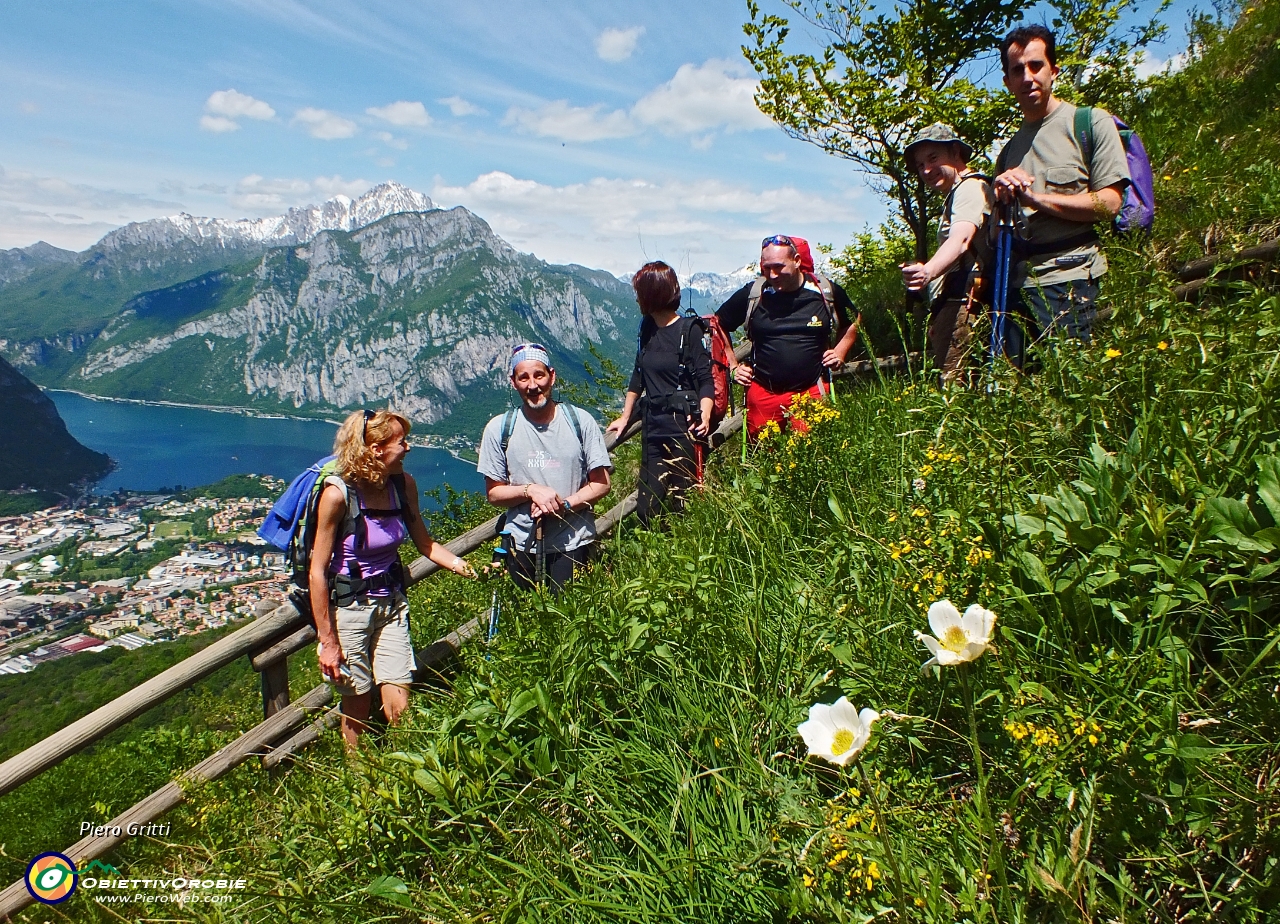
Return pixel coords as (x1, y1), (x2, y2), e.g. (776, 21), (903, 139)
(606, 261), (715, 528)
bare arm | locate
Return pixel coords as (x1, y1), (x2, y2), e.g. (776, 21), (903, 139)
(566, 466), (611, 512)
(902, 222), (978, 293)
(308, 484), (347, 682)
(824, 313), (861, 368)
(606, 391), (641, 437)
(486, 476), (567, 519)
(402, 473), (475, 578)
(995, 168), (1123, 221)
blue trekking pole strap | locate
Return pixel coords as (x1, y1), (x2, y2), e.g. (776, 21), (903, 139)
(990, 204), (1014, 365)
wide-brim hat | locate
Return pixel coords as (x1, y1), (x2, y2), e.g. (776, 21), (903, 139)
(904, 123), (973, 169)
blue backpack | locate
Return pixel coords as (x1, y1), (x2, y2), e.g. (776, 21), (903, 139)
(258, 456), (337, 551)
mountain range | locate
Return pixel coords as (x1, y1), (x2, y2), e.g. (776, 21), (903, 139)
(0, 183), (635, 434)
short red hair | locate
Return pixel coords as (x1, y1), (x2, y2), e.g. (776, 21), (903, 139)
(631, 261), (682, 317)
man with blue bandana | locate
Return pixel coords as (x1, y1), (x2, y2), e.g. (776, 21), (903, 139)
(477, 343), (613, 591)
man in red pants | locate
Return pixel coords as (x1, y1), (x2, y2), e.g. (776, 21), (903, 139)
(715, 235), (860, 439)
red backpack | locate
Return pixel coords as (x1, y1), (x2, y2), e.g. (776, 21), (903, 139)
(701, 314), (735, 427)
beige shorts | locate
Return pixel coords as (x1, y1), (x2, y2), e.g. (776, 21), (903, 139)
(321, 594), (414, 696)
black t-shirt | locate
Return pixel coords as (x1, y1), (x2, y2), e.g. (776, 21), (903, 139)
(715, 281), (855, 393)
(627, 316), (715, 439)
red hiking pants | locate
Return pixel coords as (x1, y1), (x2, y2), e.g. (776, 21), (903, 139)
(745, 379), (830, 440)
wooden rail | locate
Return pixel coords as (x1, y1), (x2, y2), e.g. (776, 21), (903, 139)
(0, 413), (651, 801)
(1174, 236), (1280, 300)
(0, 683), (333, 920)
(0, 604), (306, 799)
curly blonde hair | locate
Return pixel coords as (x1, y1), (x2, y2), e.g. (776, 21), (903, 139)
(333, 409), (412, 488)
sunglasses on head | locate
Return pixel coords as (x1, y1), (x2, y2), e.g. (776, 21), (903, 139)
(510, 342), (549, 354)
(761, 234), (795, 249)
(362, 408), (375, 444)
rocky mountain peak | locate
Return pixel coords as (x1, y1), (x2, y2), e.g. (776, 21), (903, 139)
(95, 182), (437, 258)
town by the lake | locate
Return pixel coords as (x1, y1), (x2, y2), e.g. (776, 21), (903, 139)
(0, 478), (288, 675)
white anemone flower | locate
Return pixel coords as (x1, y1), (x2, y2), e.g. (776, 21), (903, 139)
(797, 697), (880, 766)
(915, 599), (997, 668)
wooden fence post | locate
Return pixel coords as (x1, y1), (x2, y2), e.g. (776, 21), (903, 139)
(260, 655), (290, 718)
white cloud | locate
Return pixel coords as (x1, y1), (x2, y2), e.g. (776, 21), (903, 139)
(205, 89), (276, 121)
(596, 26), (644, 63)
(439, 95), (485, 117)
(18, 101), (38, 115)
(432, 170), (860, 274)
(292, 107), (358, 140)
(1135, 50), (1189, 79)
(503, 101), (635, 143)
(229, 173), (369, 212)
(199, 115), (241, 134)
(366, 100), (432, 128)
(504, 59), (772, 145)
(0, 165), (184, 250)
(632, 59), (773, 135)
(375, 131), (409, 151)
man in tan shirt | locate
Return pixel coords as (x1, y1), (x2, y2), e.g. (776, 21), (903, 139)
(994, 24), (1130, 368)
(902, 123), (993, 384)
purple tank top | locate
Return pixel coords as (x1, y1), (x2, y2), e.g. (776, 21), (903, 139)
(328, 485), (408, 597)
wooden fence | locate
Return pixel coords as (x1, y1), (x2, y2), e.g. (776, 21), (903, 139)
(0, 343), (914, 919)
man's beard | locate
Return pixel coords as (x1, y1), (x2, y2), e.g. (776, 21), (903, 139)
(522, 391), (549, 410)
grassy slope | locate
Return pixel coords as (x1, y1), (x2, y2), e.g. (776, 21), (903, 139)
(11, 7), (1280, 922)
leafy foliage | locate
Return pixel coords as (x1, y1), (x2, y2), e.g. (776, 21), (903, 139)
(744, 0), (1169, 260)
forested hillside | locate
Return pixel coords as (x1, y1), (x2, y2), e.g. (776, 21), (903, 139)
(6, 3), (1280, 922)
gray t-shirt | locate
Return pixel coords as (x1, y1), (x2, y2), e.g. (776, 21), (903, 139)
(476, 403), (613, 553)
(998, 102), (1130, 286)
(930, 172), (994, 303)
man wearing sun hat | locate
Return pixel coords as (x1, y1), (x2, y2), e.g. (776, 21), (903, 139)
(900, 122), (993, 385)
(477, 342), (612, 591)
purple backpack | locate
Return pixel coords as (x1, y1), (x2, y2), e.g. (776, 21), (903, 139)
(1074, 106), (1155, 234)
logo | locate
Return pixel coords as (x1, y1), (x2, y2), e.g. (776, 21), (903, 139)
(25, 852), (78, 904)
(806, 315), (823, 327)
(83, 859), (122, 877)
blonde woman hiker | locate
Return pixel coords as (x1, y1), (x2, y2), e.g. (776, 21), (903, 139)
(311, 408), (476, 748)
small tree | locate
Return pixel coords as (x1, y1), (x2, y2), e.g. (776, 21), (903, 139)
(744, 0), (1023, 262)
(743, 0), (1168, 262)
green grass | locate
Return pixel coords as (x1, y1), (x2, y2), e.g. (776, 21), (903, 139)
(153, 520), (193, 539)
(0, 491), (62, 516)
(8, 7), (1280, 922)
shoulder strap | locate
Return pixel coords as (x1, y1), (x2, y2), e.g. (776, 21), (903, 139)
(563, 404), (585, 447)
(1074, 105), (1095, 169)
(808, 273), (841, 346)
(323, 474), (364, 549)
(744, 277), (766, 340)
(499, 408), (519, 455)
(388, 472), (414, 524)
(676, 315), (706, 385)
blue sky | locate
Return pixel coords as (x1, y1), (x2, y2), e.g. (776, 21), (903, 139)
(0, 0), (1199, 276)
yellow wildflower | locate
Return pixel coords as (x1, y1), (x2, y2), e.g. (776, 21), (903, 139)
(1157, 340), (1169, 351)
(1105, 348), (1122, 359)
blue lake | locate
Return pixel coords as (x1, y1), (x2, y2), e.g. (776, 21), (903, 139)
(48, 391), (483, 498)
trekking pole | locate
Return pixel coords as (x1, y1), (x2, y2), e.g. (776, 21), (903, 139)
(695, 440), (706, 485)
(534, 516), (546, 587)
(486, 533), (509, 648)
(989, 203), (1014, 369)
